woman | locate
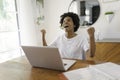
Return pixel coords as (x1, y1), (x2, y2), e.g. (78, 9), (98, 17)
(41, 12), (95, 60)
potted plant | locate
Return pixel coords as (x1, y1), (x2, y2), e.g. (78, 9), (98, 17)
(105, 11), (114, 15)
(105, 11), (114, 22)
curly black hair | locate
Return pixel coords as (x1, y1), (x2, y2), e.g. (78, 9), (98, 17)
(60, 12), (80, 32)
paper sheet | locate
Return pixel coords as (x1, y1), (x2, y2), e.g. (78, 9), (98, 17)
(63, 62), (120, 80)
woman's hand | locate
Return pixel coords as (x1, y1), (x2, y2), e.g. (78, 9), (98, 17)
(87, 27), (95, 37)
(41, 29), (46, 35)
(40, 29), (47, 46)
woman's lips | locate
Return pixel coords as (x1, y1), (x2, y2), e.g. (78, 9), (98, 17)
(64, 26), (69, 28)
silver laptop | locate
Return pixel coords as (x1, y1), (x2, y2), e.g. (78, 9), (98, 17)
(22, 46), (76, 71)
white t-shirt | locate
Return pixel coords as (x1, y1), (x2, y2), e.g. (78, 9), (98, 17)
(49, 33), (89, 60)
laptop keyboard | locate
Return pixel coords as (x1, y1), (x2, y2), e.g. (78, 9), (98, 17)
(64, 63), (67, 66)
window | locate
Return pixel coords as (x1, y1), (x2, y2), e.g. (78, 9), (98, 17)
(0, 0), (21, 63)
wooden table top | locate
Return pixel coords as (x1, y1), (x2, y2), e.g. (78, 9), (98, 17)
(0, 56), (95, 80)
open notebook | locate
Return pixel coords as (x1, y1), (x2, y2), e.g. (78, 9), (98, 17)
(22, 46), (76, 71)
(60, 62), (120, 80)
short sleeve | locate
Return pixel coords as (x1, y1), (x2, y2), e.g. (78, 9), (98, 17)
(83, 35), (89, 52)
(48, 36), (60, 47)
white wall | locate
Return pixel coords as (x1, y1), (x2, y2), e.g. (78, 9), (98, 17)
(18, 0), (120, 46)
(42, 0), (120, 44)
(43, 0), (72, 44)
(19, 0), (38, 45)
(94, 0), (120, 40)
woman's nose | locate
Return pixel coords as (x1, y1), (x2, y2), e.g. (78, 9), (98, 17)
(63, 21), (68, 24)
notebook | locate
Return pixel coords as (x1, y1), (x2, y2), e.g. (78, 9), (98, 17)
(59, 62), (120, 80)
(22, 46), (76, 71)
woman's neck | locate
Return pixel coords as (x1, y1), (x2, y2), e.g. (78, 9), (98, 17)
(65, 31), (77, 39)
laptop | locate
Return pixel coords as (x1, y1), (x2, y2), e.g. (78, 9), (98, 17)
(22, 46), (76, 71)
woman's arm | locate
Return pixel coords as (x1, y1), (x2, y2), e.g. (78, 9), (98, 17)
(87, 27), (96, 58)
(41, 29), (47, 46)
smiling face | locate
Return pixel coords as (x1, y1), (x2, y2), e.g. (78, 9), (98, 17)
(62, 16), (75, 32)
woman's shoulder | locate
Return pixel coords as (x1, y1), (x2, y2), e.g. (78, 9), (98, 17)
(76, 33), (88, 40)
(55, 33), (65, 40)
(77, 32), (86, 38)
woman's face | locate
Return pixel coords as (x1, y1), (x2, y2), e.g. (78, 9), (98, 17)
(62, 16), (74, 32)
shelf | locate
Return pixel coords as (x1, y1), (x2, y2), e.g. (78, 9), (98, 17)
(96, 38), (120, 42)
